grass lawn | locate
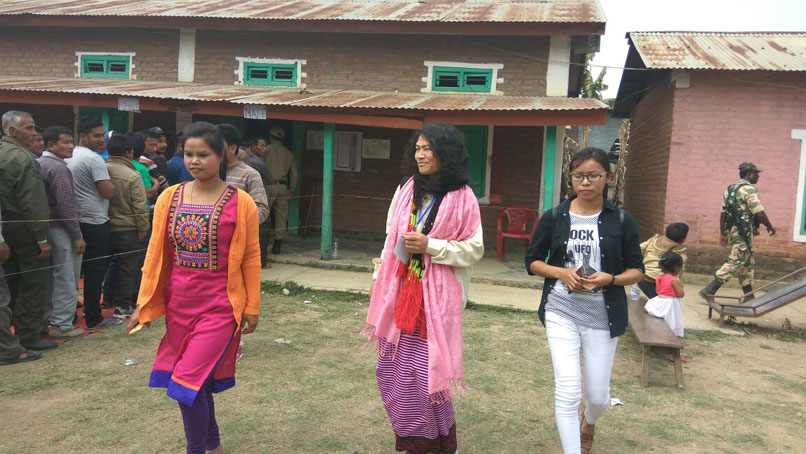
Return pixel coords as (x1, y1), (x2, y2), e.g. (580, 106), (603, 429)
(1, 281), (804, 453)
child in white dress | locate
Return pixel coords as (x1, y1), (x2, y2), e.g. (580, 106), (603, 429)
(644, 251), (686, 361)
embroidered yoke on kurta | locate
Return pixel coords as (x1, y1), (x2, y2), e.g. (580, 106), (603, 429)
(149, 184), (242, 407)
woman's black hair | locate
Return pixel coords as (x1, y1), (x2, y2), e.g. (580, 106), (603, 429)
(659, 250), (684, 274)
(183, 121), (227, 181)
(401, 121), (469, 208)
(570, 147), (611, 173)
(130, 131), (146, 159)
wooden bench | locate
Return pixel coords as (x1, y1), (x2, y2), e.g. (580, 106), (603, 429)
(707, 267), (806, 326)
(628, 298), (685, 389)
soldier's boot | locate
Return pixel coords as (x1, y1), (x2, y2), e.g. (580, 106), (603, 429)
(742, 285), (754, 301)
(272, 240), (282, 254)
(698, 279), (723, 302)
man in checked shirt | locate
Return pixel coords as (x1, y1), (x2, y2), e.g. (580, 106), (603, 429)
(38, 126), (87, 340)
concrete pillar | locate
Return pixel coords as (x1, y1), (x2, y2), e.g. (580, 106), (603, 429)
(178, 29), (196, 83)
(792, 129), (806, 242)
(546, 35), (571, 97)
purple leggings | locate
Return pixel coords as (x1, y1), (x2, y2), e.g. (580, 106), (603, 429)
(178, 380), (221, 454)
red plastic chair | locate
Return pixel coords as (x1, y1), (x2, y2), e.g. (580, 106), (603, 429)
(496, 206), (538, 260)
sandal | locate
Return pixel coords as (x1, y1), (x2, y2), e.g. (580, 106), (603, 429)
(0, 349), (42, 366)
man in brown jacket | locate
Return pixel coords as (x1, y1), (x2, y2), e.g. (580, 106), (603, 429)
(106, 134), (149, 319)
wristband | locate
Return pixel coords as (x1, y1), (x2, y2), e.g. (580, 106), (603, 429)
(609, 273), (616, 286)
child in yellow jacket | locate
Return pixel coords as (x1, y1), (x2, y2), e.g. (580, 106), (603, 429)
(639, 223), (688, 298)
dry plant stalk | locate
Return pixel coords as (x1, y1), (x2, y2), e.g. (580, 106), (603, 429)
(562, 135), (579, 200)
(610, 119), (630, 207)
(581, 126), (590, 148)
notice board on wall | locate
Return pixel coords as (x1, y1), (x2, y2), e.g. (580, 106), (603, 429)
(362, 139), (391, 159)
(306, 130), (324, 150)
(334, 132), (362, 172)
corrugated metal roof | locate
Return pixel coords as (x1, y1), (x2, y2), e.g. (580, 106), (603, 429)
(0, 76), (608, 111)
(629, 32), (806, 71)
(0, 0), (605, 23)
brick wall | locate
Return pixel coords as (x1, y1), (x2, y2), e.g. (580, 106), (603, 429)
(0, 27), (549, 95)
(623, 74), (675, 239)
(194, 31), (550, 96)
(298, 125), (544, 251)
(0, 27), (178, 81)
(297, 124), (411, 240)
(482, 126), (543, 250)
(665, 70), (806, 275)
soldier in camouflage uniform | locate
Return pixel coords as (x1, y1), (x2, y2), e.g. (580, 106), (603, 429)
(699, 162), (776, 301)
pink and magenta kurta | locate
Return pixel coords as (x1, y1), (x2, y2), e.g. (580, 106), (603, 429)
(149, 184), (242, 407)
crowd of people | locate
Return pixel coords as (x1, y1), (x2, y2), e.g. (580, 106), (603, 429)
(0, 110), (297, 366)
(1, 109), (777, 453)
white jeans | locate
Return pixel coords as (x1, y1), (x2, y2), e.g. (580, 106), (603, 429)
(44, 227), (82, 330)
(545, 311), (619, 454)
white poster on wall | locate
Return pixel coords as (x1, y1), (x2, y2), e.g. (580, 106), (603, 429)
(335, 132), (362, 172)
(117, 97), (140, 112)
(243, 104), (266, 120)
(362, 139), (391, 159)
(307, 130), (324, 150)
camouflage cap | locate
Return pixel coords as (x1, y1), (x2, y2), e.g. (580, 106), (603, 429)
(739, 162), (761, 172)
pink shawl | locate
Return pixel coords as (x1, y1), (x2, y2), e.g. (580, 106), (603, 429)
(363, 177), (481, 401)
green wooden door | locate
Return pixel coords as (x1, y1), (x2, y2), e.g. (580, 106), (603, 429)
(78, 107), (129, 133)
(457, 125), (488, 198)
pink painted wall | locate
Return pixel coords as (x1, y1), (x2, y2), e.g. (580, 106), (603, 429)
(665, 70), (806, 269)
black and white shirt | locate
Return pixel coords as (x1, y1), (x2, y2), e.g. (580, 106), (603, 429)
(545, 211), (609, 330)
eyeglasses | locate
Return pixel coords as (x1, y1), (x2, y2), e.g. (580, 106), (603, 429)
(570, 173), (607, 183)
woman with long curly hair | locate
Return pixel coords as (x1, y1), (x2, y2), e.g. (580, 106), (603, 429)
(364, 122), (484, 454)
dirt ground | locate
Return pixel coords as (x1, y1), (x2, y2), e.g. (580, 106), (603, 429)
(1, 286), (804, 453)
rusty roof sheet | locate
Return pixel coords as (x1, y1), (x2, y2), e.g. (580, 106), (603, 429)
(629, 32), (806, 71)
(0, 0), (605, 23)
(0, 76), (608, 111)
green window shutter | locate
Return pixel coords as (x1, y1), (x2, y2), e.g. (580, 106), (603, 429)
(457, 125), (489, 198)
(436, 70), (461, 89)
(464, 71), (492, 92)
(243, 62), (297, 87)
(80, 55), (130, 79)
(433, 67), (492, 93)
(83, 59), (106, 75)
(272, 66), (295, 85)
(247, 66), (269, 81)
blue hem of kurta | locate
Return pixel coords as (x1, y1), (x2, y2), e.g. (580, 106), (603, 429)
(149, 370), (236, 407)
